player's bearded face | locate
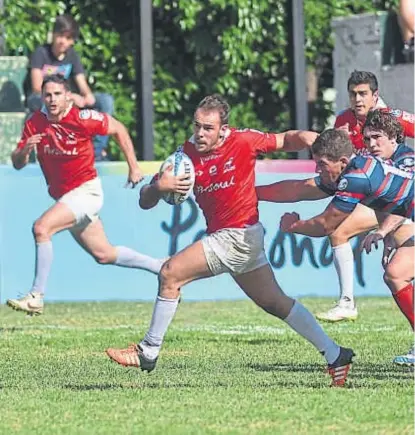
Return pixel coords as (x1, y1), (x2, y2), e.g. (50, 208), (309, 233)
(314, 155), (345, 186)
(193, 109), (227, 153)
(348, 84), (378, 118)
(363, 128), (396, 159)
(42, 82), (70, 118)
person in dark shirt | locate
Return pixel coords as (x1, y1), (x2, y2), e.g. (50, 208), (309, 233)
(26, 14), (114, 161)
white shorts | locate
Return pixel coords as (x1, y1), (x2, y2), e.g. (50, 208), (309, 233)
(202, 222), (268, 276)
(58, 177), (103, 229)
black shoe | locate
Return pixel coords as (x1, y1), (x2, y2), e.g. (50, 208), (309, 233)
(327, 347), (355, 387)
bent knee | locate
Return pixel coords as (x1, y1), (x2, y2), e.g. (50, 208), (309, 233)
(329, 227), (350, 245)
(33, 220), (50, 240)
(159, 261), (179, 286)
(383, 268), (406, 290)
(93, 251), (116, 265)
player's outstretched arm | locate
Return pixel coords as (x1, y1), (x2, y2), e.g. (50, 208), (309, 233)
(280, 203), (350, 237)
(256, 177), (329, 202)
(274, 130), (318, 152)
(106, 116), (143, 186)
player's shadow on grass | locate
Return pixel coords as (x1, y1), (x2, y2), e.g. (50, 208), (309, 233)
(350, 362), (412, 380)
(63, 382), (197, 391)
(249, 361), (413, 382)
(0, 327), (30, 333)
(195, 336), (283, 345)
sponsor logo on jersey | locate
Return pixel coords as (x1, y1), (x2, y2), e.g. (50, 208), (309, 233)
(390, 109), (402, 118)
(44, 145), (79, 156)
(79, 109), (104, 121)
(195, 176), (236, 195)
(90, 110), (104, 121)
(223, 157), (235, 173)
(79, 109), (91, 119)
(402, 112), (415, 123)
(209, 165), (218, 176)
(337, 178), (348, 190)
(200, 154), (219, 164)
(401, 157), (415, 169)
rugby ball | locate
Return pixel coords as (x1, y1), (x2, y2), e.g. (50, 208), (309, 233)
(159, 149), (195, 205)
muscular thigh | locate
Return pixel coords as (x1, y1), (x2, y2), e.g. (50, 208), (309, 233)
(36, 202), (77, 235)
(70, 219), (113, 257)
(331, 204), (378, 241)
(161, 240), (213, 289)
(393, 223), (414, 248)
(233, 264), (288, 309)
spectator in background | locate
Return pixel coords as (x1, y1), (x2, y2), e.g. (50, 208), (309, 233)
(26, 14), (114, 161)
(398, 0), (415, 62)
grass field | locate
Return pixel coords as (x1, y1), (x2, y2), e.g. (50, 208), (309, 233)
(0, 297), (413, 435)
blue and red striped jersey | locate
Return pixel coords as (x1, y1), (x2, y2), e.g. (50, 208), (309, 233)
(331, 155), (414, 219)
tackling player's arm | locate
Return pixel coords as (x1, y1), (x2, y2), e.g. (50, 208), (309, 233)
(256, 177), (329, 202)
(11, 123), (42, 170)
(106, 115), (142, 185)
(280, 169), (370, 237)
(280, 204), (351, 237)
(274, 130), (319, 152)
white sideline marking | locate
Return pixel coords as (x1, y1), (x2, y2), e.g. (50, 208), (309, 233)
(0, 323), (398, 335)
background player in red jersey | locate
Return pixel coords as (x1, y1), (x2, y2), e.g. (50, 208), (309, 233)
(7, 75), (164, 316)
(316, 70), (415, 322)
(106, 94), (354, 387)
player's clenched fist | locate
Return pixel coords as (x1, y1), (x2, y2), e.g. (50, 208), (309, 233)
(280, 212), (300, 232)
(22, 134), (44, 154)
(127, 168), (144, 188)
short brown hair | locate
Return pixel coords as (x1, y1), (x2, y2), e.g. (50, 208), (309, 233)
(312, 129), (353, 160)
(53, 14), (80, 40)
(364, 110), (404, 144)
(41, 74), (70, 91)
(197, 94), (230, 125)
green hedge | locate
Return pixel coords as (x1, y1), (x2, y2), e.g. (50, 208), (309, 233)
(2, 0), (399, 160)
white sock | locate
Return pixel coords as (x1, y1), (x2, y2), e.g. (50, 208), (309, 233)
(332, 242), (355, 306)
(115, 246), (165, 275)
(140, 296), (180, 360)
(284, 301), (340, 364)
(31, 241), (53, 295)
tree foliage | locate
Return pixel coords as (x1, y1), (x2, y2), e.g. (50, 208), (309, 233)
(2, 0), (399, 160)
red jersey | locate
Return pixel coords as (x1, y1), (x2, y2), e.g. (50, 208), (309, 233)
(183, 128), (276, 233)
(17, 106), (109, 199)
(335, 107), (415, 151)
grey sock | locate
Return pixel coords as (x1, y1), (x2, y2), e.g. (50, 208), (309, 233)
(115, 246), (165, 275)
(140, 296), (180, 360)
(31, 241), (53, 295)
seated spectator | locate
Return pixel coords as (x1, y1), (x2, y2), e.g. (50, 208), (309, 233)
(26, 14), (114, 161)
(398, 0), (415, 62)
